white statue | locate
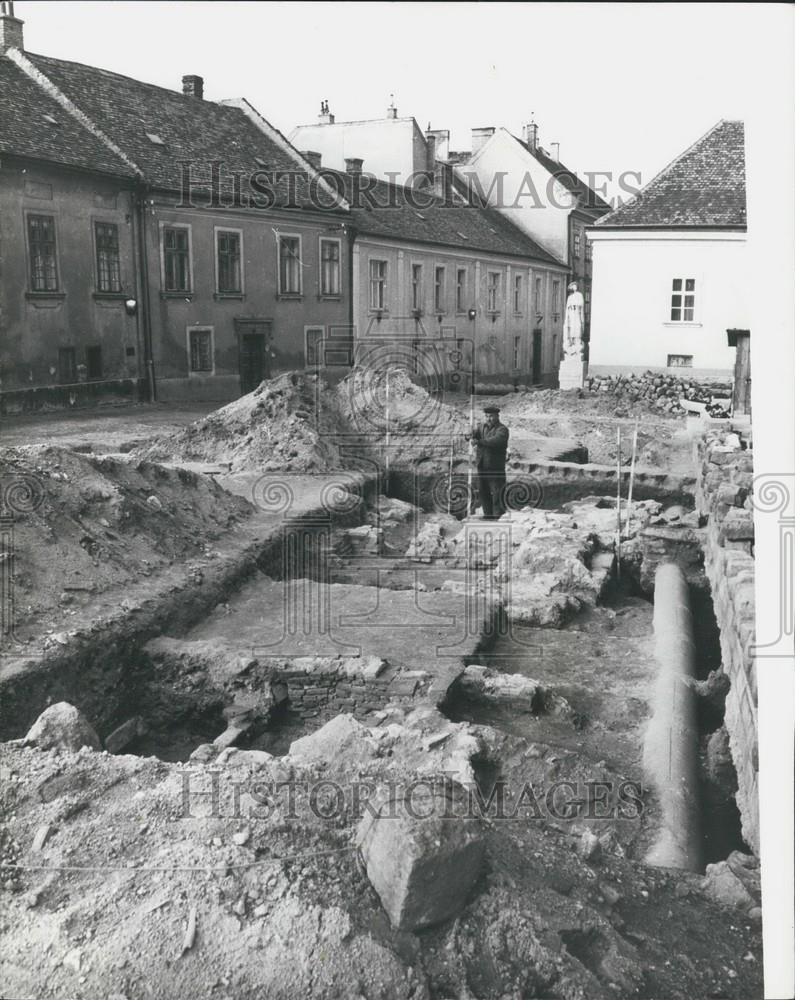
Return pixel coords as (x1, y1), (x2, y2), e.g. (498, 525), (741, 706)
(563, 282), (584, 360)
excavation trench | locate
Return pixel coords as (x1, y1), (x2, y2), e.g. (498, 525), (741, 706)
(3, 471), (744, 869)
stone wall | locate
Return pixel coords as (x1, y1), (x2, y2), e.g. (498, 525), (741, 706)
(272, 656), (429, 723)
(695, 428), (758, 854)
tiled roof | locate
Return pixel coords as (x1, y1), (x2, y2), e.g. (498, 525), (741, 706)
(327, 169), (564, 265)
(512, 135), (611, 212)
(0, 55), (134, 177)
(6, 50), (332, 209)
(596, 120), (746, 228)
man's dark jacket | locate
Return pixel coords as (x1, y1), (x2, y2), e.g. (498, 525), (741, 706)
(472, 421), (509, 471)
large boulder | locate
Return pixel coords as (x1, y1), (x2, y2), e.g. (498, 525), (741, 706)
(288, 713), (378, 762)
(701, 851), (761, 910)
(405, 516), (462, 561)
(24, 702), (101, 752)
(357, 780), (485, 931)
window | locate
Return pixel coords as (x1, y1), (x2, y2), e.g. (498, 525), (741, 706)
(670, 277), (696, 322)
(573, 230), (581, 258)
(585, 240), (593, 262)
(434, 265), (446, 313)
(305, 327), (324, 367)
(369, 259), (387, 310)
(216, 230), (241, 293)
(95, 222), (121, 292)
(86, 345), (103, 381)
(279, 235), (302, 295)
(320, 239), (340, 296)
(513, 273), (523, 314)
(189, 328), (213, 373)
(667, 354), (693, 368)
(163, 226), (190, 292)
(534, 275), (543, 313)
(58, 347), (76, 383)
(552, 279), (561, 317)
(28, 214), (58, 291)
(456, 268), (466, 312)
(411, 263), (423, 312)
(513, 335), (521, 369)
(487, 271), (501, 313)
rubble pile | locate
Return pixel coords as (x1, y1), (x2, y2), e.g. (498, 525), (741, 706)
(0, 446), (253, 633)
(0, 702), (763, 999)
(585, 371), (733, 416)
(135, 366), (470, 475)
(334, 365), (470, 468)
(134, 371), (343, 473)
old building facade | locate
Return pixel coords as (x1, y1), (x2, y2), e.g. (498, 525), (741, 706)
(327, 165), (569, 387)
(587, 120), (747, 375)
(0, 7), (350, 409)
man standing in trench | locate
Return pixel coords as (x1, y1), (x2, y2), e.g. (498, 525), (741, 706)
(468, 404), (509, 520)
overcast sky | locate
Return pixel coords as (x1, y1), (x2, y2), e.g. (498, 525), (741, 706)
(17, 1), (791, 200)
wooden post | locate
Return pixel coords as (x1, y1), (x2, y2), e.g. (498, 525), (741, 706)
(467, 392), (475, 516)
(616, 425), (622, 579)
(384, 369), (390, 486)
(625, 417), (639, 537)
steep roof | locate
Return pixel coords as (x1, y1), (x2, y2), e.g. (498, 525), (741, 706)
(596, 120), (746, 228)
(512, 135), (611, 213)
(327, 169), (564, 265)
(3, 49), (339, 209)
(0, 55), (134, 177)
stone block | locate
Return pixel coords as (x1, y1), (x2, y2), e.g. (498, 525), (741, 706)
(24, 703), (101, 752)
(357, 781), (485, 931)
(715, 482), (748, 509)
(104, 716), (146, 754)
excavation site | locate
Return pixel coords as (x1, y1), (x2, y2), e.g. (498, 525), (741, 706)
(0, 368), (762, 999)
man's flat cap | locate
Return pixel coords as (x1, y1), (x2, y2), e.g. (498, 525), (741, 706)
(483, 404), (500, 414)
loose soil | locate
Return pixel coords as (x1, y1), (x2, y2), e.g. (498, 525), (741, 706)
(0, 374), (762, 1000)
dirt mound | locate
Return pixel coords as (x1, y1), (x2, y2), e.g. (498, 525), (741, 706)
(335, 366), (470, 468)
(135, 372), (343, 473)
(0, 727), (762, 999)
(0, 446), (253, 637)
(135, 367), (471, 475)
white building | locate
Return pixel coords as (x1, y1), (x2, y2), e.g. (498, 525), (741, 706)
(587, 120), (747, 376)
(289, 100), (430, 182)
(453, 123), (610, 345)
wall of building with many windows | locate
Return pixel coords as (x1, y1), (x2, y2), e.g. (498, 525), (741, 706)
(351, 237), (567, 387)
(0, 160), (145, 406)
(143, 196), (350, 401)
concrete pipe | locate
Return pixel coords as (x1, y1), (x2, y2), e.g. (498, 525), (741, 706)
(643, 562), (704, 872)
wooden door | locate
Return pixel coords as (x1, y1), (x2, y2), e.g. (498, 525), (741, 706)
(236, 321), (271, 395)
(732, 334), (751, 415)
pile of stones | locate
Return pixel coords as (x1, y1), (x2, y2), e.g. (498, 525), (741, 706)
(585, 371), (732, 416)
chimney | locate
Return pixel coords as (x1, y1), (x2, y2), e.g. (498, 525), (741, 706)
(434, 161), (453, 202)
(386, 94), (398, 120)
(523, 118), (539, 151)
(344, 157), (363, 175)
(471, 127), (495, 155)
(318, 100), (335, 125)
(425, 133), (437, 172)
(550, 142), (560, 161)
(302, 150), (322, 171)
(0, 1), (24, 52)
(182, 75), (204, 99)
(426, 127), (450, 163)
